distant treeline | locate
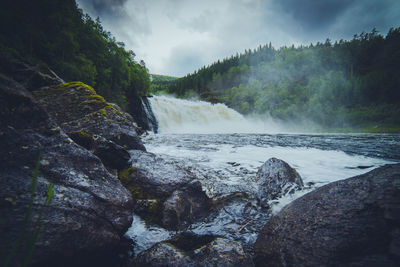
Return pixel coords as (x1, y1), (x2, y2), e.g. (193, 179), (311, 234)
(150, 74), (178, 93)
(0, 0), (150, 111)
(158, 28), (400, 131)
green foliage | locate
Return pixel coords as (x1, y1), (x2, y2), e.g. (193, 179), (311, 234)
(161, 28), (400, 131)
(150, 74), (179, 94)
(0, 0), (150, 114)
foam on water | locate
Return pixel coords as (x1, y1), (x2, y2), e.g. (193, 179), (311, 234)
(145, 139), (391, 188)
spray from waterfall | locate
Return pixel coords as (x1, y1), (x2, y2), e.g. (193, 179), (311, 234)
(148, 95), (288, 134)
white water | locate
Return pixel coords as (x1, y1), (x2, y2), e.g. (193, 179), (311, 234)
(144, 138), (392, 212)
(126, 95), (399, 254)
(149, 95), (285, 134)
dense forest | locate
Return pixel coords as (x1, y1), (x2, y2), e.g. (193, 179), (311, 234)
(0, 0), (150, 112)
(158, 28), (400, 131)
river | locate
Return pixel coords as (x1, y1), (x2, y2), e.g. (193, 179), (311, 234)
(125, 95), (400, 255)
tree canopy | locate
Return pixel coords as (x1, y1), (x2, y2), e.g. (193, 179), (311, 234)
(161, 28), (400, 131)
(0, 0), (150, 112)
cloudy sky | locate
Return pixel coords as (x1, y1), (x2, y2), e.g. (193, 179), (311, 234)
(76, 0), (400, 77)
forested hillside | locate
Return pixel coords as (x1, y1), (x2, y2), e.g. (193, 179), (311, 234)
(150, 74), (178, 93)
(0, 0), (150, 112)
(164, 28), (400, 131)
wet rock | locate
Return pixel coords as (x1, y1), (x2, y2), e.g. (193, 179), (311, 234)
(119, 151), (210, 229)
(254, 164), (400, 267)
(128, 96), (158, 133)
(0, 77), (134, 266)
(192, 237), (253, 266)
(254, 157), (303, 201)
(134, 242), (193, 267)
(162, 181), (211, 229)
(124, 150), (194, 197)
(134, 233), (253, 267)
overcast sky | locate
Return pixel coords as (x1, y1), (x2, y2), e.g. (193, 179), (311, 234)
(76, 0), (400, 77)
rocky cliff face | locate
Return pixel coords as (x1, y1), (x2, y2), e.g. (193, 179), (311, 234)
(0, 54), (140, 265)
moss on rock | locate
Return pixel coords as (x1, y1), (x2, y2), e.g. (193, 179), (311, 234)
(118, 167), (164, 224)
(67, 130), (94, 150)
(94, 105), (123, 117)
(118, 167), (137, 185)
(86, 94), (107, 105)
(53, 81), (96, 94)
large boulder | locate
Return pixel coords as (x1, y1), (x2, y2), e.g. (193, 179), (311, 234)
(134, 232), (253, 266)
(32, 81), (145, 171)
(254, 164), (400, 267)
(254, 157), (303, 201)
(0, 53), (145, 173)
(0, 67), (134, 265)
(119, 150), (211, 229)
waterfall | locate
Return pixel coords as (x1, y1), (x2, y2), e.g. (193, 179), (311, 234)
(148, 95), (278, 134)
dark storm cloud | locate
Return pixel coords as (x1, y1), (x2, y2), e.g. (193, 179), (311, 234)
(270, 0), (400, 38)
(76, 0), (400, 76)
(78, 0), (128, 17)
(76, 0), (151, 51)
(272, 0), (356, 30)
(333, 0), (400, 37)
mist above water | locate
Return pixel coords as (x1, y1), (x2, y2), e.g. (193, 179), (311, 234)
(149, 95), (296, 134)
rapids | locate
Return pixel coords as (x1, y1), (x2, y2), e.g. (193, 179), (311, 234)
(125, 95), (400, 255)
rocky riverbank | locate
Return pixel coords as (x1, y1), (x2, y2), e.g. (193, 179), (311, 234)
(1, 54), (398, 266)
(0, 54), (141, 266)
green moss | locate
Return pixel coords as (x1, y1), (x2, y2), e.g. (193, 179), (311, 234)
(95, 105), (123, 117)
(118, 167), (137, 185)
(126, 185), (159, 201)
(52, 82), (96, 94)
(118, 167), (165, 224)
(135, 198), (163, 224)
(67, 130), (94, 149)
(87, 94), (106, 102)
(4, 197), (16, 206)
(68, 130), (92, 139)
(80, 94), (108, 108)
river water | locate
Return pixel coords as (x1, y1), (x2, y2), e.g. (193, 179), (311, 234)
(125, 96), (400, 255)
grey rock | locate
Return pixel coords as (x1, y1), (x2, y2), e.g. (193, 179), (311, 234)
(128, 150), (195, 198)
(0, 77), (134, 266)
(134, 243), (193, 267)
(193, 237), (253, 266)
(162, 182), (211, 229)
(254, 164), (400, 267)
(121, 151), (211, 229)
(32, 82), (146, 152)
(255, 157), (303, 201)
(134, 233), (253, 267)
